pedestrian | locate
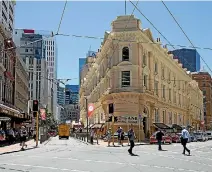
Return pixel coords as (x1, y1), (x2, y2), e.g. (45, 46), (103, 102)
(117, 127), (122, 145)
(106, 128), (112, 146)
(156, 130), (164, 151)
(181, 127), (191, 155)
(95, 129), (99, 145)
(8, 128), (15, 144)
(127, 128), (135, 155)
(20, 126), (28, 150)
(90, 128), (94, 144)
(120, 131), (125, 146)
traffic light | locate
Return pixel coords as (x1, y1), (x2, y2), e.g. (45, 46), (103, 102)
(108, 103), (114, 114)
(33, 112), (37, 118)
(33, 100), (39, 111)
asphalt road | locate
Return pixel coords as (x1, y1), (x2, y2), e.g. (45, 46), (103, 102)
(0, 137), (212, 172)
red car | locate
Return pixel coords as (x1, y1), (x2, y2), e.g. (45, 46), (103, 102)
(48, 130), (57, 137)
(150, 132), (172, 144)
(171, 133), (181, 143)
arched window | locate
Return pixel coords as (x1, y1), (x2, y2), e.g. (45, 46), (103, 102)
(122, 47), (129, 61)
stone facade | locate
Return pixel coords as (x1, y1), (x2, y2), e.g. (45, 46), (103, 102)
(80, 15), (203, 140)
(192, 72), (212, 129)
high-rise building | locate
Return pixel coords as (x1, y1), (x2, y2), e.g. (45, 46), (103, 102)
(14, 29), (48, 108)
(14, 29), (58, 118)
(65, 85), (79, 105)
(79, 51), (97, 85)
(0, 1), (31, 131)
(0, 1), (15, 33)
(43, 34), (57, 119)
(14, 53), (29, 114)
(169, 49), (200, 72)
(79, 58), (86, 84)
(60, 104), (79, 123)
(57, 84), (65, 106)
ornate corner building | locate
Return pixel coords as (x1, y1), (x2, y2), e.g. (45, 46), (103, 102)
(80, 15), (204, 139)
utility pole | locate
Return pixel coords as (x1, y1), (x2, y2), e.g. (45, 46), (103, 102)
(125, 0), (127, 15)
(85, 97), (89, 142)
(33, 100), (39, 147)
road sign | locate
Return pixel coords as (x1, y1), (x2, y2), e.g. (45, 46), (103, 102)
(88, 103), (94, 117)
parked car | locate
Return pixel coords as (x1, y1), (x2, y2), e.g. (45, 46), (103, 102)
(170, 133), (181, 143)
(150, 132), (172, 144)
(206, 131), (212, 140)
(194, 132), (206, 141)
(204, 132), (208, 141)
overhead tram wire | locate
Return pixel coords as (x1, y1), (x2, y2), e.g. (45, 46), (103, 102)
(56, 0), (68, 35)
(129, 0), (196, 73)
(56, 33), (212, 51)
(161, 0), (212, 74)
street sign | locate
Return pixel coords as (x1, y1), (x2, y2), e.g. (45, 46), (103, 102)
(88, 103), (94, 117)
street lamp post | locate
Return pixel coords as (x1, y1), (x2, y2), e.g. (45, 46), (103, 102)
(85, 97), (89, 142)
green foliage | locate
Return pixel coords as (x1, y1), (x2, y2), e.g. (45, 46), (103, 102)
(39, 109), (57, 130)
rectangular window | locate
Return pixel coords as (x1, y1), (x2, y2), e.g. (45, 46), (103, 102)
(143, 54), (146, 66)
(25, 49), (28, 52)
(169, 89), (171, 101)
(179, 93), (181, 105)
(121, 71), (130, 87)
(154, 81), (158, 95)
(162, 85), (165, 98)
(154, 63), (158, 73)
(162, 68), (165, 79)
(143, 75), (147, 87)
(169, 112), (172, 124)
(162, 111), (166, 123)
(174, 91), (176, 103)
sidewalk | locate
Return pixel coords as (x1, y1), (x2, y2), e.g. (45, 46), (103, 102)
(0, 140), (37, 155)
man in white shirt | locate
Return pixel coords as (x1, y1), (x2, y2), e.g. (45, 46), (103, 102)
(181, 127), (190, 155)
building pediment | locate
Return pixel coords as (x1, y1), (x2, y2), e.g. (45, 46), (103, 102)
(143, 28), (154, 42)
(117, 61), (133, 66)
(143, 66), (150, 75)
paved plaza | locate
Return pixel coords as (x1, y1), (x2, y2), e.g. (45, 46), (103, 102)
(0, 137), (212, 172)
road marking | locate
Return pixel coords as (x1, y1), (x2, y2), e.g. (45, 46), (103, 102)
(1, 163), (90, 172)
(3, 154), (209, 172)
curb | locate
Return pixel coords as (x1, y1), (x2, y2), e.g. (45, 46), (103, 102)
(43, 137), (52, 145)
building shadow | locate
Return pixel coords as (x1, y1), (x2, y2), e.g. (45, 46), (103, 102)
(0, 147), (37, 156)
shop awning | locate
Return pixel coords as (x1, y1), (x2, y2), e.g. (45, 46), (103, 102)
(172, 124), (182, 130)
(91, 123), (104, 129)
(153, 123), (172, 129)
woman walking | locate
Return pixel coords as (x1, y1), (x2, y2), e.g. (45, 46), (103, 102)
(20, 126), (28, 150)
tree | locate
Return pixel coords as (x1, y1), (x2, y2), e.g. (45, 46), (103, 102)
(39, 109), (57, 130)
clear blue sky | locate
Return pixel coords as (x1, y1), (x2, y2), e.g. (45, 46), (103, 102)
(15, 1), (212, 85)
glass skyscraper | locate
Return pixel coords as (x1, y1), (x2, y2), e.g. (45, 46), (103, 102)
(79, 58), (86, 84)
(169, 48), (200, 72)
(65, 85), (79, 104)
